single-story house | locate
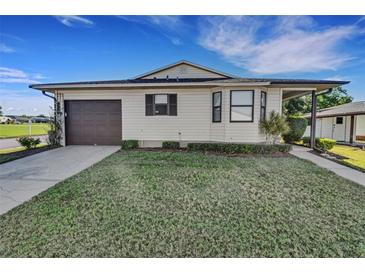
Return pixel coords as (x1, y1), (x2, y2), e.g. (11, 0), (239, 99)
(7, 115), (29, 124)
(30, 60), (349, 147)
(30, 116), (51, 123)
(304, 101), (365, 143)
(0, 116), (14, 124)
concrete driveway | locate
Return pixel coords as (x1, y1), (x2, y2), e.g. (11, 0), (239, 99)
(0, 145), (120, 215)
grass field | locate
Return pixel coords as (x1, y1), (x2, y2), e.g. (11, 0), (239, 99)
(330, 145), (365, 171)
(1, 151), (364, 257)
(0, 123), (50, 138)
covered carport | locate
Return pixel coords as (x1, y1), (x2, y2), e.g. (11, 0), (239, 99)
(279, 79), (350, 148)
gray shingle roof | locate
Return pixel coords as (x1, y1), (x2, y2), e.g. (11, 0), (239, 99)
(304, 101), (365, 118)
(29, 77), (349, 89)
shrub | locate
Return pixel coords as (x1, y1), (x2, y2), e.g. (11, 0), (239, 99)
(301, 137), (336, 151)
(47, 130), (61, 147)
(259, 111), (289, 144)
(17, 136), (41, 149)
(162, 141), (180, 149)
(283, 116), (308, 143)
(316, 138), (336, 151)
(187, 142), (292, 154)
(121, 140), (139, 150)
(302, 136), (310, 145)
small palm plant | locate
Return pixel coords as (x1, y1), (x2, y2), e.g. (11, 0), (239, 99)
(259, 111), (289, 144)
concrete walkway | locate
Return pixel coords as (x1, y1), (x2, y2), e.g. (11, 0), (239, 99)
(290, 145), (365, 187)
(0, 145), (120, 215)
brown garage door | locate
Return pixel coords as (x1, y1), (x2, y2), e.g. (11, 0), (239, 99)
(65, 100), (121, 145)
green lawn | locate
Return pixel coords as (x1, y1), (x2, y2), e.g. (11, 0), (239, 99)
(330, 145), (365, 171)
(0, 144), (47, 155)
(1, 151), (364, 257)
(0, 144), (48, 164)
(0, 123), (50, 138)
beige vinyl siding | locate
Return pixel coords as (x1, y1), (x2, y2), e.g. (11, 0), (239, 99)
(123, 90), (211, 142)
(356, 115), (365, 136)
(223, 87), (282, 143)
(344, 116), (351, 142)
(61, 89), (211, 146)
(141, 64), (227, 79)
(59, 86), (283, 147)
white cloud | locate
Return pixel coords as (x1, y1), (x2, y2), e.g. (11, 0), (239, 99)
(198, 16), (358, 74)
(0, 33), (24, 42)
(32, 73), (46, 80)
(0, 67), (41, 84)
(324, 75), (347, 81)
(1, 95), (52, 116)
(146, 16), (183, 31)
(169, 37), (182, 46)
(118, 16), (184, 45)
(55, 16), (94, 27)
(0, 89), (52, 115)
(275, 16), (315, 34)
(0, 43), (15, 53)
(119, 16), (182, 29)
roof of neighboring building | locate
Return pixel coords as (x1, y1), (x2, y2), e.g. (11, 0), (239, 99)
(304, 101), (365, 118)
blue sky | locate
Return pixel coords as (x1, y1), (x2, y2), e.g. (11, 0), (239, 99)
(1, 15), (365, 115)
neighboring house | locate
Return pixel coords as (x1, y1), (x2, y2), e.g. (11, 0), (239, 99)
(30, 60), (349, 147)
(30, 117), (50, 123)
(0, 116), (14, 124)
(304, 101), (365, 143)
(7, 115), (29, 123)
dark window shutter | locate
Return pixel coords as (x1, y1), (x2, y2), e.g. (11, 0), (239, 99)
(146, 94), (154, 116)
(168, 94), (177, 116)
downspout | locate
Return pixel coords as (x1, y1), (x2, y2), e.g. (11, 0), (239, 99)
(41, 90), (57, 127)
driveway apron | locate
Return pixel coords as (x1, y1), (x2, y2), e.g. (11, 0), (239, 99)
(0, 145), (120, 215)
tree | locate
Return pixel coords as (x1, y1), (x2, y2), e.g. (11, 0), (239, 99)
(283, 86), (353, 115)
(283, 97), (308, 116)
(0, 105), (2, 116)
(282, 116), (308, 143)
(259, 111), (289, 144)
(315, 86), (353, 110)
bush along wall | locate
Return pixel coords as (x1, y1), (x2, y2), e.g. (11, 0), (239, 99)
(162, 141), (180, 149)
(282, 116), (308, 143)
(121, 140), (139, 150)
(302, 137), (336, 151)
(187, 142), (292, 154)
